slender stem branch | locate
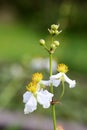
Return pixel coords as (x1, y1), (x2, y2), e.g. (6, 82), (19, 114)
(44, 44), (50, 53)
(50, 54), (53, 93)
(59, 80), (65, 99)
(49, 53), (57, 130)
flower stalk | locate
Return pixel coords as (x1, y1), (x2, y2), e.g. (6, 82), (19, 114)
(59, 80), (65, 100)
(50, 53), (57, 130)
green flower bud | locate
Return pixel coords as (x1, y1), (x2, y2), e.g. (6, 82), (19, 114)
(51, 44), (56, 49)
(48, 29), (54, 34)
(50, 44), (56, 54)
(54, 41), (60, 46)
(54, 30), (59, 35)
(51, 24), (59, 30)
(39, 39), (45, 46)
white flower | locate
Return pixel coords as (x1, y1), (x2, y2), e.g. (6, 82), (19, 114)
(50, 64), (76, 88)
(50, 72), (76, 88)
(23, 72), (54, 114)
(23, 90), (53, 114)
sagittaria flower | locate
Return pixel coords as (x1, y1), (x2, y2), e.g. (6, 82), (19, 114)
(32, 72), (50, 87)
(50, 64), (76, 88)
(23, 73), (53, 114)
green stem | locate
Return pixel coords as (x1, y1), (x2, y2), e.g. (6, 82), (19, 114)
(50, 53), (57, 130)
(59, 80), (65, 99)
(44, 44), (50, 53)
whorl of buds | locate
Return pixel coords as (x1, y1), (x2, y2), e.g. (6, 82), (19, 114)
(48, 24), (62, 35)
(39, 24), (61, 54)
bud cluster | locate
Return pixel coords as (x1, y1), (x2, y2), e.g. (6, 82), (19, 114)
(39, 24), (61, 54)
(48, 24), (62, 36)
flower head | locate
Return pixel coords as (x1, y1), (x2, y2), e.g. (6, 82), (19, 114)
(57, 64), (68, 73)
(32, 72), (43, 83)
(50, 63), (76, 88)
(26, 81), (37, 93)
(23, 72), (53, 114)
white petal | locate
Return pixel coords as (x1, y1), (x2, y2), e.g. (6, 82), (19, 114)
(40, 80), (51, 86)
(50, 72), (62, 79)
(64, 74), (76, 88)
(37, 90), (53, 108)
(23, 91), (32, 103)
(24, 94), (37, 114)
(50, 79), (61, 87)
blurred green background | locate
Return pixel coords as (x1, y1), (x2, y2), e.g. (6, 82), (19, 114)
(0, 0), (87, 130)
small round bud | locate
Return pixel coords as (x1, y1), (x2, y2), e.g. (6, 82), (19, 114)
(51, 24), (59, 30)
(50, 44), (56, 54)
(51, 30), (55, 35)
(39, 39), (45, 46)
(54, 30), (59, 35)
(51, 44), (56, 49)
(54, 41), (60, 46)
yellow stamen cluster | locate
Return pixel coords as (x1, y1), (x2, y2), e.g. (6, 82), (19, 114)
(57, 64), (68, 73)
(26, 82), (37, 93)
(32, 72), (43, 83)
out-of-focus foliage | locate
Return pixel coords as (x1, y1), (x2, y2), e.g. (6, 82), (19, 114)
(0, 0), (87, 31)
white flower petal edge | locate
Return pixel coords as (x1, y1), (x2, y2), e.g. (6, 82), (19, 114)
(50, 72), (62, 79)
(23, 91), (31, 103)
(39, 80), (51, 86)
(50, 73), (62, 87)
(50, 72), (63, 79)
(50, 79), (60, 87)
(37, 90), (53, 108)
(23, 92), (37, 114)
(63, 73), (76, 88)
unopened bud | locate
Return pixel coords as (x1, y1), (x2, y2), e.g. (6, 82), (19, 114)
(54, 41), (60, 46)
(48, 29), (55, 35)
(51, 24), (59, 30)
(39, 39), (45, 46)
(51, 44), (56, 49)
(54, 30), (59, 35)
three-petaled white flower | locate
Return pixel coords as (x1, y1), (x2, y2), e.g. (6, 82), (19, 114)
(23, 73), (53, 114)
(23, 89), (53, 114)
(50, 64), (76, 88)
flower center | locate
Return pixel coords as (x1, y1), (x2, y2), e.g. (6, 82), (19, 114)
(57, 64), (68, 73)
(32, 72), (43, 83)
(26, 82), (37, 93)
